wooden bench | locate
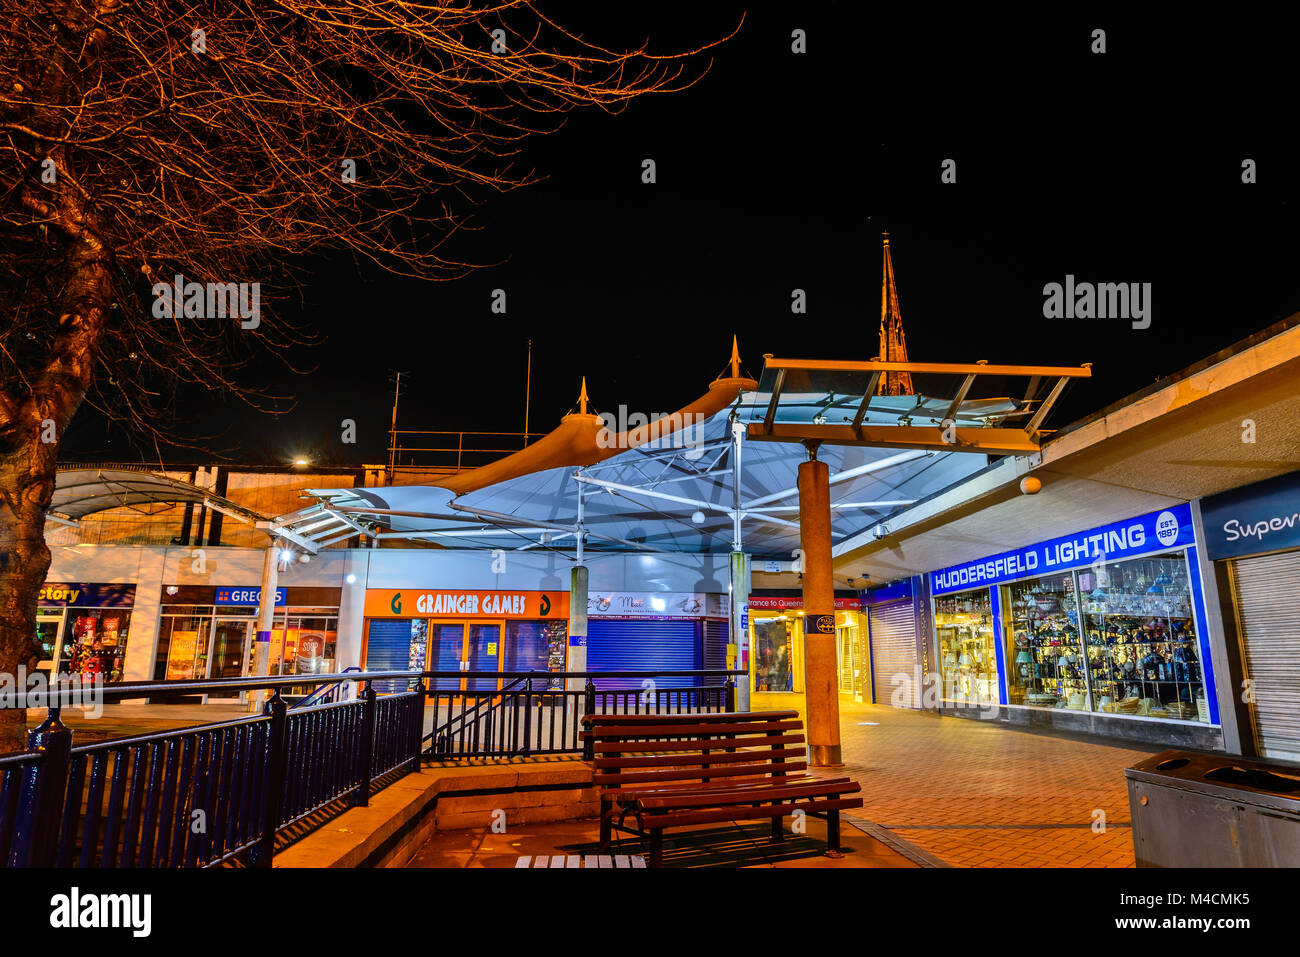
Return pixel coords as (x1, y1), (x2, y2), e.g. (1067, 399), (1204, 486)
(580, 710), (862, 866)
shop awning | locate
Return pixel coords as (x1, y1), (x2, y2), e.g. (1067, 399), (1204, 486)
(49, 468), (265, 525)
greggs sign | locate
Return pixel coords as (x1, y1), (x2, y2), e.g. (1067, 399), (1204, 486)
(364, 589), (568, 620)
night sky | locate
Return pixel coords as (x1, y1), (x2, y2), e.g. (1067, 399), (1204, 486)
(62, 7), (1300, 468)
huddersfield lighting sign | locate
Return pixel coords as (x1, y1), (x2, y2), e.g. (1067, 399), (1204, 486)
(930, 504), (1194, 596)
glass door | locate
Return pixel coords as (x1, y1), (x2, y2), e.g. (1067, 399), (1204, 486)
(465, 623), (502, 691)
(36, 613), (64, 674)
(208, 619), (252, 697)
(429, 623), (467, 691)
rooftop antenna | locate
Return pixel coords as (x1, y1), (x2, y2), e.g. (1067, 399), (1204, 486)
(578, 376), (590, 415)
(730, 334), (742, 378)
(386, 371), (404, 482)
(523, 339), (533, 447)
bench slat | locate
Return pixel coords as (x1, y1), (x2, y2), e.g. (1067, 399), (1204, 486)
(582, 717), (800, 738)
(594, 760), (808, 787)
(582, 711), (796, 727)
(593, 746), (804, 771)
(634, 779), (860, 811)
(646, 796), (864, 830)
(593, 733), (804, 754)
(606, 772), (814, 797)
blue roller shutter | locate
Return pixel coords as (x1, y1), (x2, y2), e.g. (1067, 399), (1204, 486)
(703, 619), (729, 685)
(587, 619), (700, 689)
(365, 619), (413, 693)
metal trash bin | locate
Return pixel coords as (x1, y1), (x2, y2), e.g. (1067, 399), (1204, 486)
(1126, 749), (1300, 867)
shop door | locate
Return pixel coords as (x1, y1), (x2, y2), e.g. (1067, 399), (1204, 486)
(425, 622), (506, 692)
(1232, 551), (1300, 761)
(208, 619), (252, 697)
(465, 624), (501, 691)
(36, 613), (64, 673)
(869, 601), (919, 708)
(837, 625), (857, 693)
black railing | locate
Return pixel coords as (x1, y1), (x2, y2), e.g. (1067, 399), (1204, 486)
(423, 670), (738, 759)
(0, 668), (741, 868)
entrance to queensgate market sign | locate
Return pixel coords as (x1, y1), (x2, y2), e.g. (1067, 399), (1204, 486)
(926, 503), (1224, 750)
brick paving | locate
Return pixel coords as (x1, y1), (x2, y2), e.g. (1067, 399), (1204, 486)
(830, 699), (1159, 867)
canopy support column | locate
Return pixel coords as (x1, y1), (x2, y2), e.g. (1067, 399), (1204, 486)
(729, 414), (750, 712)
(798, 443), (842, 767)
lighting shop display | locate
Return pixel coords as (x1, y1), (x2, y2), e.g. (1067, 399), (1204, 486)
(934, 588), (999, 705)
(1079, 554), (1206, 721)
(1004, 572), (1087, 709)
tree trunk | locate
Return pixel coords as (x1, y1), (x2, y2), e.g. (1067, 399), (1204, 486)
(0, 449), (55, 753)
(0, 239), (110, 753)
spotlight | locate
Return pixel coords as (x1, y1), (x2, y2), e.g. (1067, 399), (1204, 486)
(280, 549), (294, 563)
(345, 573), (357, 584)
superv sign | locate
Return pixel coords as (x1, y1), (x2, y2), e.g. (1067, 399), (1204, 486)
(929, 504), (1195, 596)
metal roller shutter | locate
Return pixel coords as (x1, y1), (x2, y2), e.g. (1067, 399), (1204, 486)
(364, 619), (413, 693)
(1232, 551), (1300, 761)
(703, 619), (729, 686)
(870, 601), (919, 708)
(587, 619), (700, 689)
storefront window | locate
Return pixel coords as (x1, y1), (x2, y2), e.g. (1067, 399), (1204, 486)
(934, 588), (999, 706)
(753, 616), (793, 692)
(60, 609), (130, 683)
(503, 620), (568, 689)
(1079, 552), (1206, 721)
(270, 613), (339, 676)
(157, 615), (211, 680)
(1003, 572), (1086, 710)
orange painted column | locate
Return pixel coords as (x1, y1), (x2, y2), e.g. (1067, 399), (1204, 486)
(798, 450), (842, 767)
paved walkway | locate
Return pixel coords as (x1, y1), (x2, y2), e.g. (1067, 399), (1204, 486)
(831, 699), (1158, 867)
(407, 816), (917, 868)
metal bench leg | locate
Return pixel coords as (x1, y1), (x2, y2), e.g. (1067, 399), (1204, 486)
(771, 812), (784, 843)
(599, 798), (613, 851)
(825, 808), (843, 859)
(648, 828), (664, 868)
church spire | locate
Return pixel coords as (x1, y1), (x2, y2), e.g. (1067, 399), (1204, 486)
(878, 231), (914, 396)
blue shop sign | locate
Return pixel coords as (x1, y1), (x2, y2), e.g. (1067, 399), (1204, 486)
(862, 578), (913, 605)
(1200, 470), (1300, 561)
(215, 586), (286, 607)
(930, 504), (1195, 596)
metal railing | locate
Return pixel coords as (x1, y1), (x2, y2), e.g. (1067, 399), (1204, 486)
(388, 429), (547, 474)
(0, 668), (741, 867)
(292, 666), (362, 710)
(423, 671), (738, 759)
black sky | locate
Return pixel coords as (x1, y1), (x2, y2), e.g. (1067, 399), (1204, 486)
(62, 6), (1300, 467)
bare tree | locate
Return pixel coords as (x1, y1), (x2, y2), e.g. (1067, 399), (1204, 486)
(0, 1), (737, 749)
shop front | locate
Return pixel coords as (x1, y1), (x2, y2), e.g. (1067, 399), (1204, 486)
(361, 588), (569, 692)
(1200, 470), (1300, 762)
(585, 591), (726, 689)
(748, 592), (865, 706)
(152, 585), (341, 697)
(36, 582), (135, 683)
(928, 503), (1222, 748)
(860, 579), (923, 708)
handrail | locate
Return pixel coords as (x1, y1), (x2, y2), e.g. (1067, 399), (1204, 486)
(7, 668), (745, 709)
(292, 665), (362, 710)
(423, 675), (530, 745)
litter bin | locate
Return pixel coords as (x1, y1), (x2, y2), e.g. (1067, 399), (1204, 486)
(1126, 749), (1300, 867)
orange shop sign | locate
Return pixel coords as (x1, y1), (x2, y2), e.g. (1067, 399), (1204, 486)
(364, 589), (568, 620)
